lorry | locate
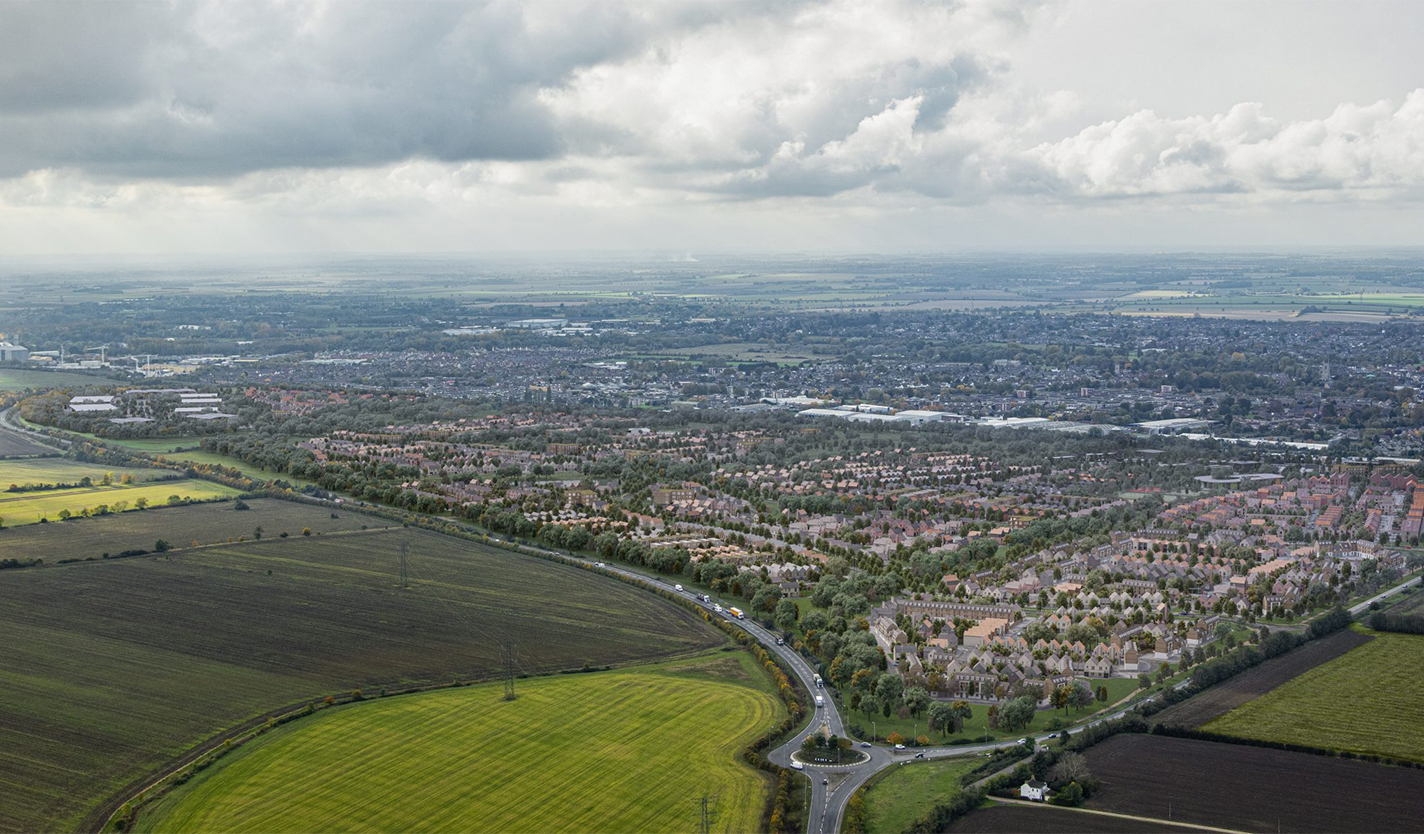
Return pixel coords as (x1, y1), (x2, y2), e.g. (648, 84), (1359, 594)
(813, 674), (823, 688)
(814, 694), (824, 708)
(728, 607), (745, 620)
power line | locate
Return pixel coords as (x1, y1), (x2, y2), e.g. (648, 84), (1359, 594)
(502, 639), (518, 701)
(695, 794), (718, 834)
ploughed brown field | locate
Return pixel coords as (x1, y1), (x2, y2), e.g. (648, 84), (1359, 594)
(1084, 734), (1424, 832)
(947, 804), (1194, 832)
(1150, 628), (1371, 728)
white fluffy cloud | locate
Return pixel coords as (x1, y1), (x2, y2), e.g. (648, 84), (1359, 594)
(1, 0), (1423, 252)
(1028, 93), (1424, 200)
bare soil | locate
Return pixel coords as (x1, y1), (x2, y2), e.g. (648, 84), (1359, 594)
(1083, 734), (1424, 832)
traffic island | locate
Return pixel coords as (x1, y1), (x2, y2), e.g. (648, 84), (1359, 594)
(791, 748), (870, 768)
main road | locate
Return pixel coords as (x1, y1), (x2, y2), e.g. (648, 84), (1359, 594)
(514, 542), (1182, 834)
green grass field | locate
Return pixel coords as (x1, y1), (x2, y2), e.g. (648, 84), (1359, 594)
(0, 456), (165, 487)
(136, 651), (782, 834)
(0, 497), (392, 561)
(0, 477), (239, 526)
(1205, 630), (1424, 762)
(0, 368), (121, 391)
(859, 757), (980, 834)
(0, 527), (721, 832)
(63, 434), (321, 487)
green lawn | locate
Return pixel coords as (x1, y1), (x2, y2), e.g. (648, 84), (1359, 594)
(1205, 629), (1424, 762)
(0, 527), (721, 832)
(0, 478), (239, 526)
(136, 652), (782, 834)
(859, 756), (980, 834)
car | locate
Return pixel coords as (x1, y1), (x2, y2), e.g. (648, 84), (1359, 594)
(894, 743), (905, 750)
(1020, 737), (1034, 747)
(790, 761), (804, 771)
(860, 742), (871, 748)
(915, 752), (925, 759)
(822, 778), (828, 786)
(594, 562), (604, 567)
(674, 584), (684, 592)
(775, 637), (784, 646)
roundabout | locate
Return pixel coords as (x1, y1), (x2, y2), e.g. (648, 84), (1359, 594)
(791, 748), (871, 768)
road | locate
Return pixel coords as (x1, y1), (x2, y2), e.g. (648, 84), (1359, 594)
(0, 406), (69, 447)
(519, 542), (1193, 834)
(1349, 574), (1421, 615)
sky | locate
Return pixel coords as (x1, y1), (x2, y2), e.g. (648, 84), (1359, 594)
(1, 0), (1422, 255)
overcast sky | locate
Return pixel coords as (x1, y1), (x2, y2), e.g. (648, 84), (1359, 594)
(1, 0), (1422, 255)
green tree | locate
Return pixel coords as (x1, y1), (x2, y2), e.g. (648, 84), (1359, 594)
(774, 598), (799, 629)
(1051, 781), (1084, 806)
(903, 685), (930, 717)
(997, 695), (1036, 732)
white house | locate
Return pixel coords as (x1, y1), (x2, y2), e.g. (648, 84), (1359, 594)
(1020, 780), (1053, 802)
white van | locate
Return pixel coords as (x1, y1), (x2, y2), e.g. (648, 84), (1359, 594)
(791, 761), (805, 770)
(674, 584), (684, 592)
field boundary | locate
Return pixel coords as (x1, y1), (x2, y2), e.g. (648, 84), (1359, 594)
(993, 797), (1247, 834)
(102, 638), (744, 833)
(1149, 628), (1372, 728)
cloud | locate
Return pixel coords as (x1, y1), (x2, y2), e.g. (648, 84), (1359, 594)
(1, 0), (1424, 255)
(1025, 93), (1424, 200)
(0, 0), (675, 177)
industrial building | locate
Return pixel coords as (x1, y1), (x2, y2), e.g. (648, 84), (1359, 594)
(0, 342), (29, 362)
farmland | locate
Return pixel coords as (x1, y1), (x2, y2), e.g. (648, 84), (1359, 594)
(0, 457), (166, 487)
(1204, 630), (1424, 762)
(0, 498), (390, 562)
(0, 368), (120, 391)
(0, 425), (52, 456)
(947, 804), (1194, 833)
(136, 651), (783, 834)
(1150, 628), (1371, 728)
(1083, 734), (1424, 832)
(0, 527), (721, 833)
(64, 434), (321, 487)
(858, 756), (979, 834)
(0, 477), (239, 526)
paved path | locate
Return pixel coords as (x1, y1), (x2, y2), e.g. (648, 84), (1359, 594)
(994, 797), (1249, 833)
